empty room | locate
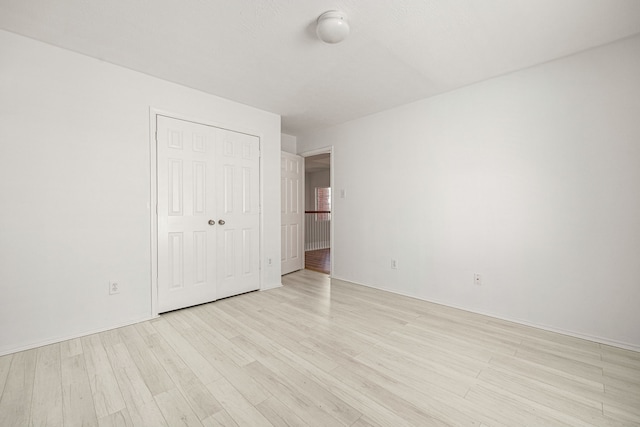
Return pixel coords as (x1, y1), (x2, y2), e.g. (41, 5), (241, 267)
(1, 1), (639, 426)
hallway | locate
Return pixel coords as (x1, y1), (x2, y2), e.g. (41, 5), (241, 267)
(304, 248), (330, 274)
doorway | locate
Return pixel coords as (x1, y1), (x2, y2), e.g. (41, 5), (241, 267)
(304, 153), (331, 274)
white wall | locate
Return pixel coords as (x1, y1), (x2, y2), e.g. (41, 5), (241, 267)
(281, 133), (297, 154)
(298, 35), (640, 350)
(0, 30), (281, 355)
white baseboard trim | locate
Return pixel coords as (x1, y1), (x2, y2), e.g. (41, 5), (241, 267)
(261, 282), (283, 291)
(330, 275), (640, 353)
(0, 315), (154, 357)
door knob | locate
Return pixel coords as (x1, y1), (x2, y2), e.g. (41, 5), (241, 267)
(208, 220), (215, 226)
(218, 219), (225, 225)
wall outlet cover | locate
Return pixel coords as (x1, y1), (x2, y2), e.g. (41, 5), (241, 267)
(109, 280), (120, 295)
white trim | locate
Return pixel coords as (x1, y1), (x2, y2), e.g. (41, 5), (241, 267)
(330, 275), (640, 353)
(149, 108), (159, 317)
(0, 315), (155, 357)
(300, 146), (334, 274)
(148, 108), (266, 316)
(260, 282), (283, 291)
(299, 147), (333, 158)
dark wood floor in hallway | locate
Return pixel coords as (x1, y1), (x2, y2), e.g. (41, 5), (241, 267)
(305, 248), (330, 274)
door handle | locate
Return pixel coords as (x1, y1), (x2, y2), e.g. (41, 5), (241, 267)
(208, 220), (216, 226)
(218, 219), (225, 225)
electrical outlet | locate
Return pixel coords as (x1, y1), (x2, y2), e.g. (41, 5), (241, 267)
(474, 273), (482, 286)
(391, 259), (398, 269)
(109, 280), (120, 295)
(267, 258), (273, 265)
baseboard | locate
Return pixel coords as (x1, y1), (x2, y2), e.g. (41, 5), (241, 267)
(0, 315), (154, 357)
(330, 275), (640, 353)
(261, 282), (283, 291)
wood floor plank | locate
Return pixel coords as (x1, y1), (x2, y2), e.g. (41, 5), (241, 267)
(228, 334), (275, 361)
(60, 338), (83, 359)
(0, 354), (12, 393)
(196, 305), (284, 354)
(205, 377), (273, 427)
(150, 318), (222, 385)
(489, 353), (606, 395)
(329, 360), (454, 426)
(201, 409), (239, 427)
(354, 344), (476, 398)
(61, 354), (98, 427)
(255, 395), (308, 427)
(603, 401), (640, 425)
(192, 305), (243, 340)
(179, 382), (223, 422)
(162, 314), (271, 406)
(125, 400), (168, 427)
(105, 343), (153, 409)
(274, 347), (414, 427)
(177, 310), (255, 367)
(257, 352), (362, 426)
(0, 349), (36, 427)
(602, 382), (640, 418)
(142, 332), (202, 392)
(154, 388), (203, 427)
(476, 367), (625, 427)
(477, 379), (629, 427)
(465, 384), (562, 427)
(97, 407), (133, 427)
(515, 345), (604, 381)
(380, 327), (489, 375)
(350, 416), (387, 427)
(134, 321), (158, 338)
(245, 360), (344, 427)
(340, 353), (482, 426)
(117, 325), (174, 396)
(139, 328), (222, 422)
(215, 304), (339, 372)
(100, 329), (124, 348)
(30, 343), (63, 427)
(82, 334), (126, 418)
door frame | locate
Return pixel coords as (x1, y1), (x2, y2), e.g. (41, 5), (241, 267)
(149, 108), (264, 316)
(299, 146), (334, 275)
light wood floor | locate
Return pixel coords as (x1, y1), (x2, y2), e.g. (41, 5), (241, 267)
(1, 270), (639, 426)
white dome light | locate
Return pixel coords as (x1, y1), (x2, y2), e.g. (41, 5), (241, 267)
(316, 10), (350, 44)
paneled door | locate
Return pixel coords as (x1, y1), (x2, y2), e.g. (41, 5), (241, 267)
(281, 152), (303, 275)
(157, 115), (260, 312)
(215, 128), (260, 300)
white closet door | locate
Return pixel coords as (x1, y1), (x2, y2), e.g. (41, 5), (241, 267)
(215, 128), (260, 299)
(157, 116), (260, 312)
(281, 152), (304, 275)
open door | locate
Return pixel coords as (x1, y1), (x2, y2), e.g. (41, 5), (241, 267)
(281, 152), (304, 275)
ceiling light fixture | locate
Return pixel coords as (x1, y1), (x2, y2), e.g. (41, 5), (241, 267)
(316, 10), (350, 44)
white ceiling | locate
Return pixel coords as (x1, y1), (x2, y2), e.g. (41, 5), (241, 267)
(1, 1), (639, 135)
